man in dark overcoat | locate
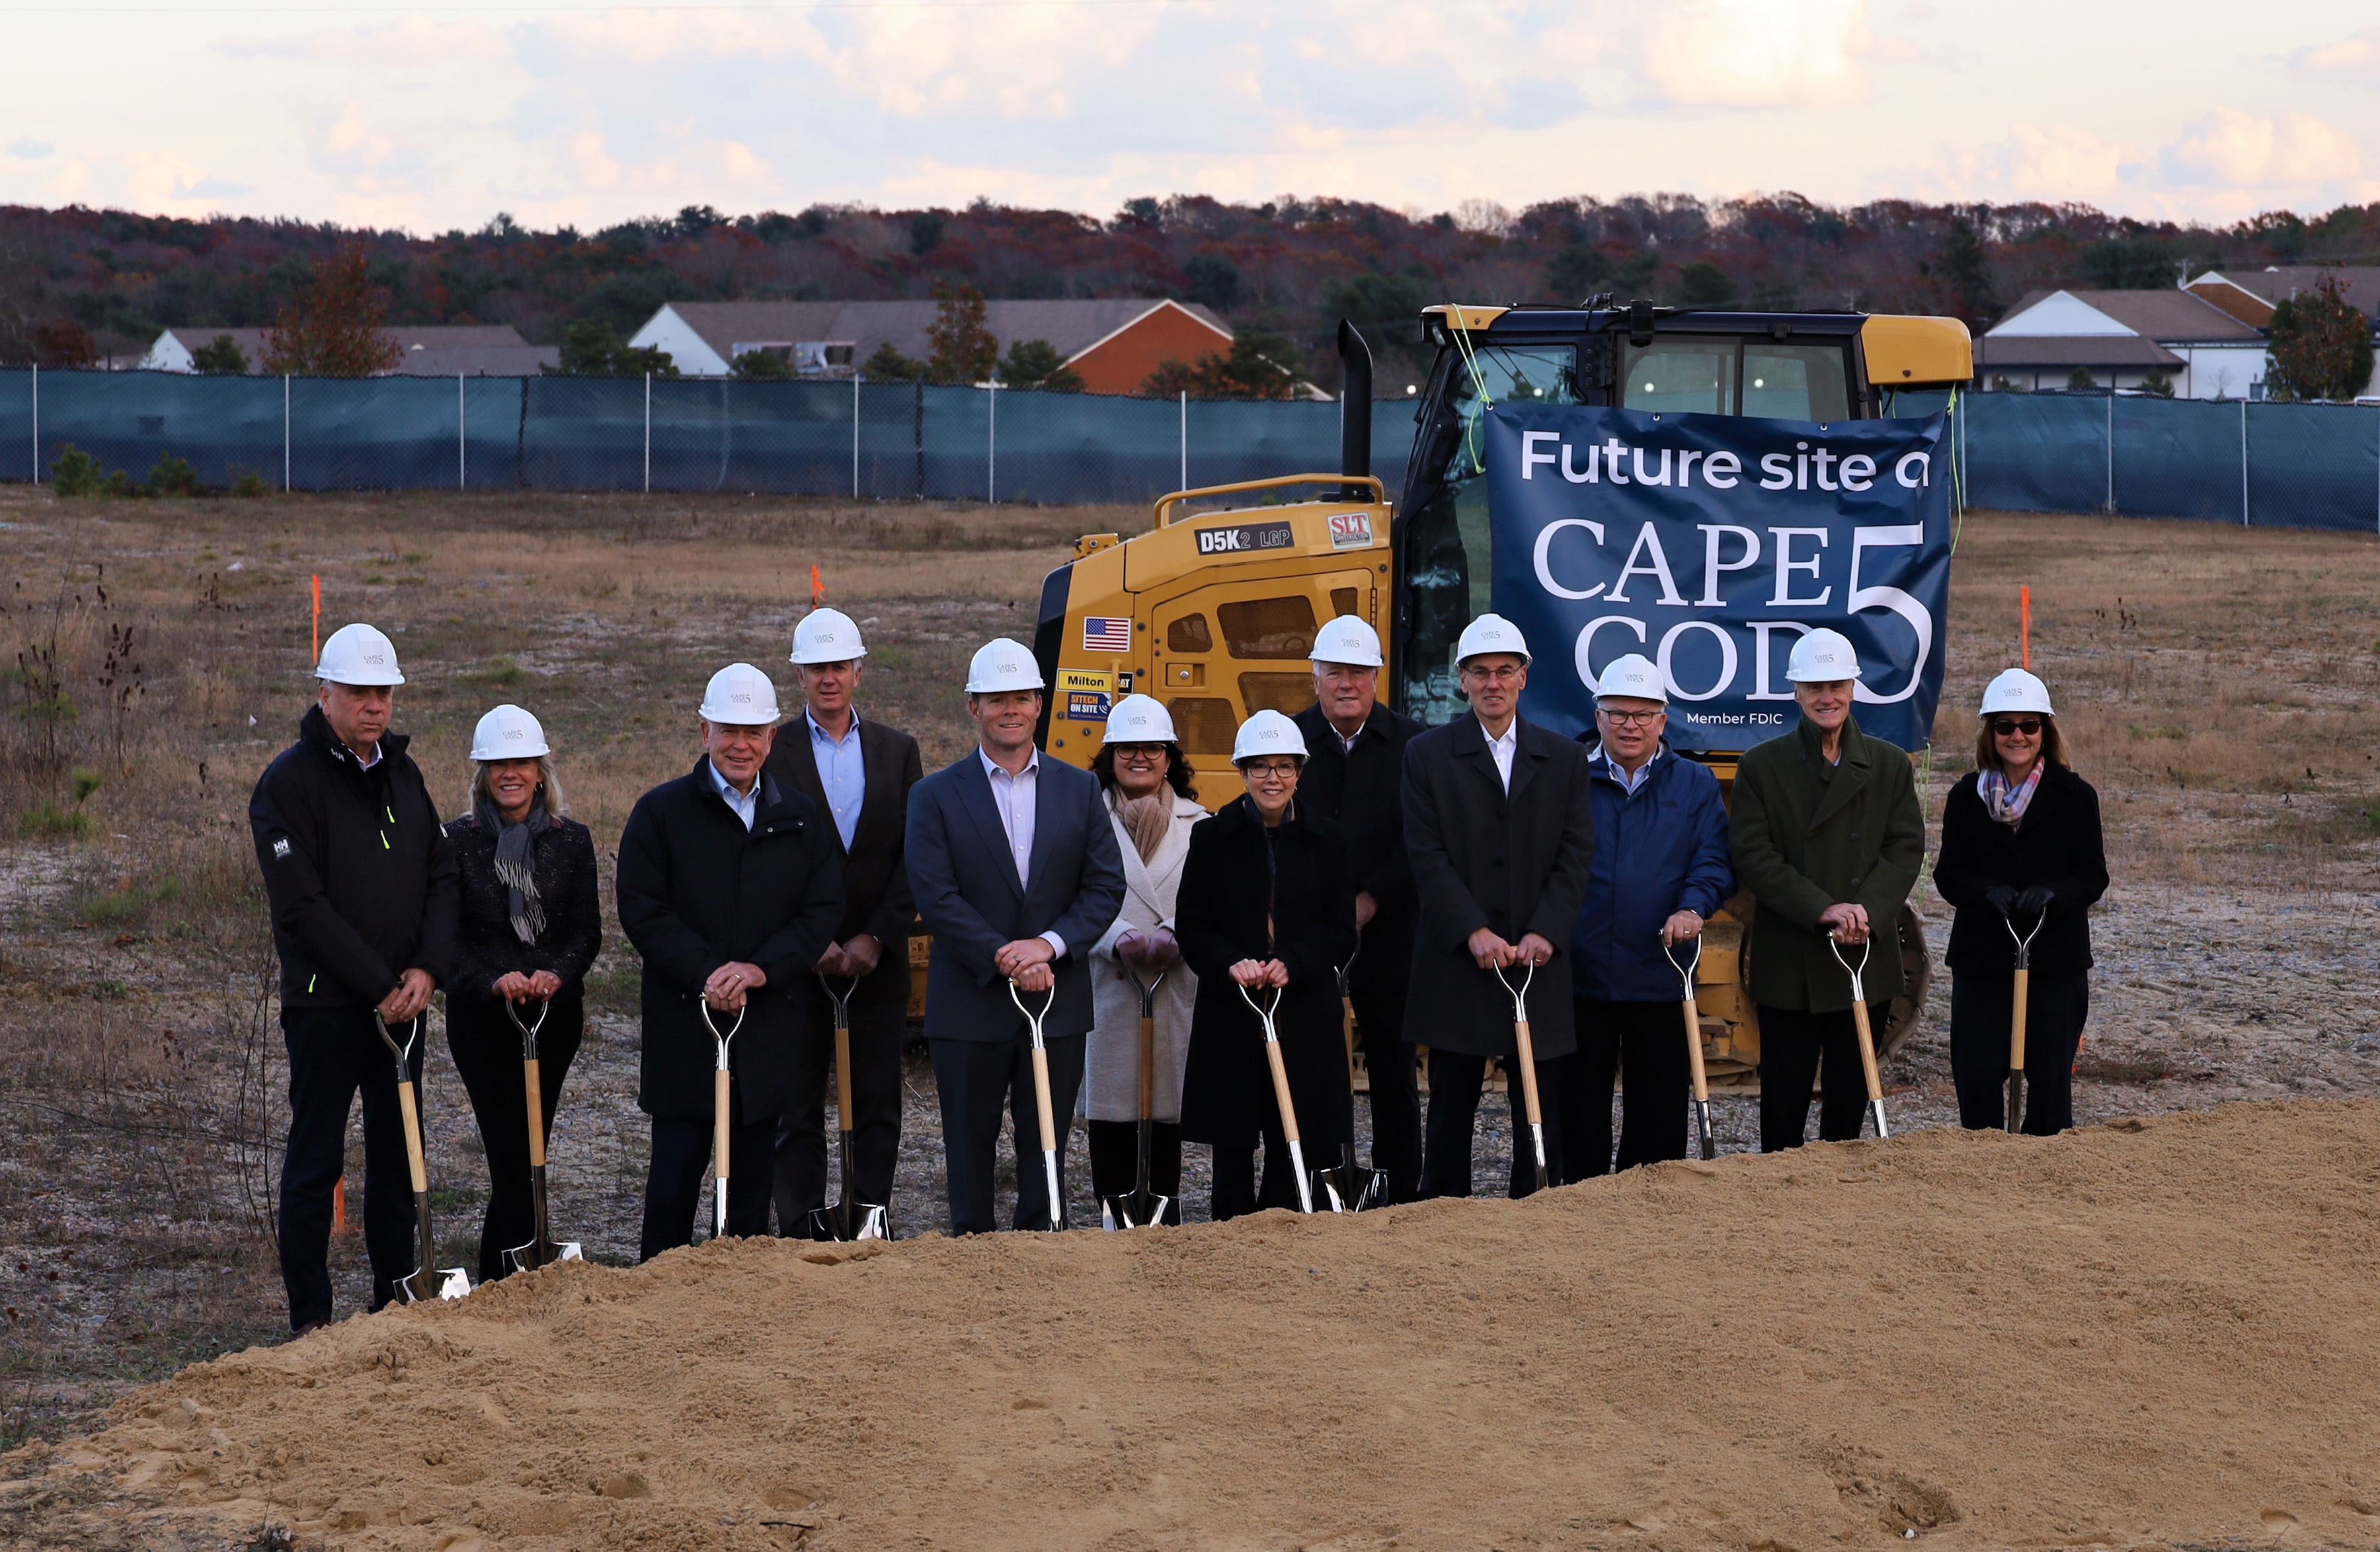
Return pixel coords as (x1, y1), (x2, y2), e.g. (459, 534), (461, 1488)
(763, 609), (924, 1235)
(617, 662), (844, 1257)
(1402, 613), (1595, 1199)
(1292, 614), (1425, 1202)
(904, 638), (1126, 1233)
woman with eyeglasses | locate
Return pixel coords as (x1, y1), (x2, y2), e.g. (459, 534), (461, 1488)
(1932, 669), (2108, 1134)
(1175, 710), (1357, 1220)
(1082, 695), (1202, 1224)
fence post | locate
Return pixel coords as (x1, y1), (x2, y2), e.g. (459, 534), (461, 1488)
(852, 373), (861, 499)
(2103, 390), (2112, 513)
(913, 381), (924, 500)
(987, 380), (996, 504)
(643, 373), (651, 494)
(457, 373), (467, 490)
(1179, 390), (1187, 491)
(28, 364), (35, 483)
(283, 374), (291, 492)
(2239, 398), (2248, 526)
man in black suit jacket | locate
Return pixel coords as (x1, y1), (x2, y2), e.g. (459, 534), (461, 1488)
(616, 664), (844, 1259)
(904, 638), (1126, 1233)
(764, 609), (924, 1235)
(1292, 614), (1425, 1202)
(1403, 615), (1595, 1199)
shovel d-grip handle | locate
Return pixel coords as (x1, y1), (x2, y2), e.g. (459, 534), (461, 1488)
(1010, 980), (1065, 1227)
(701, 1001), (744, 1239)
(374, 1013), (431, 1194)
(1238, 982), (1316, 1214)
(1492, 962), (1546, 1130)
(507, 997), (550, 1170)
(820, 974), (859, 1139)
(1999, 904), (2045, 1075)
(1827, 935), (1890, 1139)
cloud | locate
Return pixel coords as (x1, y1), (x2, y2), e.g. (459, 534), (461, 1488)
(2162, 107), (2362, 187)
(7, 137), (53, 159)
(1914, 123), (2143, 203)
(171, 176), (250, 200)
(1636, 0), (1870, 108)
(2290, 26), (2380, 83)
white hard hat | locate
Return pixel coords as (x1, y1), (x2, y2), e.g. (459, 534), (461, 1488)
(1455, 613), (1530, 666)
(791, 607), (866, 666)
(1310, 615), (1383, 668)
(1980, 668), (2054, 717)
(1104, 693), (1176, 744)
(1594, 652), (1668, 705)
(1232, 709), (1306, 765)
(1786, 627), (1864, 683)
(314, 622), (405, 686)
(469, 704), (550, 761)
(965, 637), (1045, 693)
(698, 662), (781, 725)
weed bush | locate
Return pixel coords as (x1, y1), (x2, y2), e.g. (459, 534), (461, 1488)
(229, 472), (270, 500)
(49, 444), (99, 496)
(19, 798), (95, 839)
(144, 451), (203, 498)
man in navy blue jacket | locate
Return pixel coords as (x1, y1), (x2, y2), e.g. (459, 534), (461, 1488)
(1561, 654), (1733, 1176)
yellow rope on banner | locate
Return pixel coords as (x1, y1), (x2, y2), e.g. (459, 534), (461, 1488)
(1448, 319), (1494, 477)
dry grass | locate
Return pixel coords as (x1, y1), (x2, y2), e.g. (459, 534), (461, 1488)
(0, 488), (2375, 1448)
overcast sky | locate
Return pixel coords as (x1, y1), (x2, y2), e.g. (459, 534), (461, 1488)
(5, 0), (2375, 233)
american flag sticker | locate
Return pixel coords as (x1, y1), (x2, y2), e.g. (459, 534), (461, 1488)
(1082, 617), (1132, 651)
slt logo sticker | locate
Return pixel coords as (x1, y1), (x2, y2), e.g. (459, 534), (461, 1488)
(1327, 511), (1373, 549)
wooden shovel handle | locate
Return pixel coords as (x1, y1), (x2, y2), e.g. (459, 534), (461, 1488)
(713, 1067), (733, 1185)
(522, 1057), (545, 1169)
(834, 1010), (857, 1135)
(1030, 1040), (1059, 1156)
(1341, 996), (1358, 1084)
(1137, 1013), (1156, 1124)
(1261, 1033), (1302, 1145)
(1512, 1019), (1544, 1128)
(1681, 997), (1711, 1105)
(395, 1078), (430, 1195)
(2009, 967), (2030, 1071)
(1847, 998), (1885, 1105)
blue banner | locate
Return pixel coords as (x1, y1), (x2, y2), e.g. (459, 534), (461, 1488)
(1484, 405), (1952, 753)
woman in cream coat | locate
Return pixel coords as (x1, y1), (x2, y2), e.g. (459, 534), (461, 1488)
(1084, 695), (1202, 1225)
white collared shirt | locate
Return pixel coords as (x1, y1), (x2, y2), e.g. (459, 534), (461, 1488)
(981, 746), (1066, 958)
(707, 756), (760, 832)
(807, 709), (864, 849)
(1481, 717), (1519, 793)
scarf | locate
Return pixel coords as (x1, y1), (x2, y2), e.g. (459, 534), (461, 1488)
(1113, 791), (1173, 865)
(477, 797), (551, 943)
(1978, 765), (2042, 828)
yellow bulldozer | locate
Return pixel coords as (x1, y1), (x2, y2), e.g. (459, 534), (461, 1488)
(943, 298), (1973, 1088)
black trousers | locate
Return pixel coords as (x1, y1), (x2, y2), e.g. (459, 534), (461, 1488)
(1950, 969), (2088, 1134)
(929, 1032), (1086, 1233)
(448, 997), (582, 1286)
(1562, 998), (1692, 1179)
(1418, 1047), (1564, 1200)
(1209, 1119), (1304, 1220)
(640, 1101), (779, 1261)
(772, 982), (905, 1233)
(1351, 984), (1421, 1203)
(276, 1005), (424, 1331)
(1087, 1118), (1184, 1224)
(1757, 1002), (1891, 1151)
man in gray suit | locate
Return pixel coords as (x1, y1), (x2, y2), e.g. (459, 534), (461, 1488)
(904, 637), (1126, 1233)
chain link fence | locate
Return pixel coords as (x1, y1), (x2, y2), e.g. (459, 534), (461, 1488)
(3, 369), (2375, 533)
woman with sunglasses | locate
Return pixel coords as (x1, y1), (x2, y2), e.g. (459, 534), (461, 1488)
(1175, 710), (1357, 1220)
(1933, 669), (2108, 1134)
(1083, 695), (1203, 1224)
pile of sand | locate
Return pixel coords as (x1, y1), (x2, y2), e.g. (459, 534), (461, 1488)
(12, 1099), (2380, 1551)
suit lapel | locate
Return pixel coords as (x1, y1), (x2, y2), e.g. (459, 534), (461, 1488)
(1507, 719), (1547, 804)
(1807, 724), (1872, 832)
(955, 755), (1027, 904)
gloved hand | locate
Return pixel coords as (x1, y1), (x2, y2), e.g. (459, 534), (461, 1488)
(1984, 884), (2020, 916)
(1144, 927), (1181, 969)
(2016, 885), (2055, 916)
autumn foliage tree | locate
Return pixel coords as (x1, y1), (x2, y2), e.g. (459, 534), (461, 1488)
(2266, 274), (2375, 402)
(925, 279), (998, 384)
(261, 245), (400, 377)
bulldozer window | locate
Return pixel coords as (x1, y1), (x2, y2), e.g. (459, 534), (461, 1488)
(1166, 613), (1214, 654)
(1622, 338), (1738, 415)
(1166, 697), (1239, 756)
(1743, 342), (1850, 421)
(1238, 673), (1318, 717)
(1216, 596), (1318, 658)
(1329, 586), (1360, 619)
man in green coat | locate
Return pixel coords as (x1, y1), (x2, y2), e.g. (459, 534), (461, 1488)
(1730, 629), (1926, 1151)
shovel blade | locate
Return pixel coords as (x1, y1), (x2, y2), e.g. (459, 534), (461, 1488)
(1100, 1190), (1173, 1230)
(397, 1265), (473, 1304)
(807, 1201), (890, 1243)
(502, 1238), (586, 1275)
(1312, 1165), (1385, 1214)
(2004, 1071), (2026, 1135)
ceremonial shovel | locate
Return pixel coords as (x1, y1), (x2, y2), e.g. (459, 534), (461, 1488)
(1827, 935), (1892, 1140)
(373, 1011), (471, 1303)
(1238, 982), (1317, 1214)
(807, 974), (890, 1241)
(700, 1000), (744, 1239)
(500, 997), (582, 1273)
(1661, 933), (1719, 1162)
(2000, 902), (2048, 1136)
(1492, 961), (1552, 1192)
(1100, 966), (1173, 1230)
(1008, 980), (1068, 1231)
(1310, 942), (1386, 1213)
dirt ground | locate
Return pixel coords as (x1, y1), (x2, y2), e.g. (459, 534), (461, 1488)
(1, 488), (2377, 1547)
(9, 1097), (2380, 1552)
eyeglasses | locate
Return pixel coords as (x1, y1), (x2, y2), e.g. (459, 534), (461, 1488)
(1599, 708), (1663, 727)
(1111, 744), (1168, 762)
(1242, 759), (1300, 778)
(1461, 663), (1524, 685)
(1992, 718), (2044, 737)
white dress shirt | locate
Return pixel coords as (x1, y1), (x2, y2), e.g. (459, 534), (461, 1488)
(1481, 717), (1519, 793)
(980, 746), (1067, 958)
(807, 709), (865, 849)
(707, 756), (760, 831)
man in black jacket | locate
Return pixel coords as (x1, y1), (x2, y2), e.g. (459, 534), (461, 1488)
(765, 609), (924, 1236)
(1403, 614), (1595, 1199)
(1292, 614), (1424, 1202)
(617, 663), (844, 1258)
(249, 622), (457, 1333)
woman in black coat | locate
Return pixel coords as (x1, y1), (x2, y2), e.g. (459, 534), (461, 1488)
(442, 706), (602, 1284)
(1932, 670), (2109, 1134)
(1175, 711), (1357, 1220)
